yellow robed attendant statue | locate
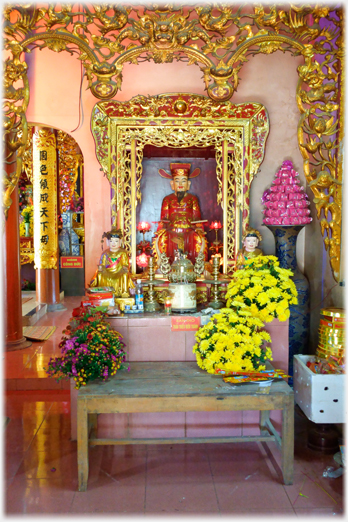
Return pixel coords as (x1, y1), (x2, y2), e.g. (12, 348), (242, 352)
(90, 228), (135, 297)
(236, 228), (263, 269)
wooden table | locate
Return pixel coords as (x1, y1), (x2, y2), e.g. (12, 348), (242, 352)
(77, 361), (294, 491)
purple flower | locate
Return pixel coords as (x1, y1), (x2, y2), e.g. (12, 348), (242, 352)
(65, 340), (74, 350)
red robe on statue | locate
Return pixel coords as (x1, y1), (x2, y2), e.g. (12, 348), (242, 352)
(156, 192), (206, 264)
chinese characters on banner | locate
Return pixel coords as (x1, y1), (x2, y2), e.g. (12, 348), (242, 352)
(61, 256), (84, 268)
(33, 129), (58, 269)
(171, 316), (200, 331)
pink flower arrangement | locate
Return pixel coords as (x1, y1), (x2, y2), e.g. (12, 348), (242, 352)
(45, 306), (127, 389)
(70, 194), (84, 212)
(262, 160), (312, 226)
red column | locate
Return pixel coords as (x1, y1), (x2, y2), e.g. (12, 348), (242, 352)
(3, 182), (32, 351)
(36, 267), (61, 306)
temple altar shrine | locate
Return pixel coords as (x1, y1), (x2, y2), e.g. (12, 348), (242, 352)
(3, 3), (345, 515)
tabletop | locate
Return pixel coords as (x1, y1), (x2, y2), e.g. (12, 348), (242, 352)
(77, 361), (293, 400)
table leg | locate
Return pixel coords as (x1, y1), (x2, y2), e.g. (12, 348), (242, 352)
(259, 410), (270, 436)
(281, 395), (294, 485)
(77, 399), (89, 492)
(88, 413), (98, 446)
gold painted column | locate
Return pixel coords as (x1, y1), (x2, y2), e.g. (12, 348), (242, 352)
(222, 140), (228, 273)
(33, 127), (65, 311)
(130, 139), (137, 274)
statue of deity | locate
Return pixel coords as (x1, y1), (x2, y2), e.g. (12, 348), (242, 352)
(236, 228), (263, 269)
(90, 228), (135, 297)
(153, 163), (207, 264)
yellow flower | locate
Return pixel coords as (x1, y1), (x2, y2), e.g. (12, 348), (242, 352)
(267, 302), (277, 312)
(278, 309), (290, 321)
(266, 287), (281, 299)
(275, 304), (286, 316)
(244, 287), (257, 300)
(258, 308), (273, 322)
(200, 339), (210, 351)
(256, 292), (269, 306)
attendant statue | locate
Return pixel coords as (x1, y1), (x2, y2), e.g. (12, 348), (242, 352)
(90, 228), (135, 297)
(154, 163), (207, 264)
(236, 228), (263, 269)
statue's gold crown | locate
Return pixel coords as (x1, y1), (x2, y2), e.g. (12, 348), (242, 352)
(158, 163), (200, 179)
(101, 228), (123, 249)
(242, 227), (262, 242)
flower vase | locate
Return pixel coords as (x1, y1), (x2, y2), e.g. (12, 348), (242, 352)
(24, 222), (30, 237)
(266, 225), (310, 383)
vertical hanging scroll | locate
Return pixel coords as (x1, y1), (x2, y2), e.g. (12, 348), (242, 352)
(33, 128), (58, 269)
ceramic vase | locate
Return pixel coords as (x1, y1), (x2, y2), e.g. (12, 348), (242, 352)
(58, 212), (80, 256)
(266, 225), (310, 383)
(24, 222), (30, 237)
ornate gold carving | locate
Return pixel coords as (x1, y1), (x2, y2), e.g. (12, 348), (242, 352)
(57, 130), (82, 213)
(3, 39), (29, 217)
(2, 4), (344, 281)
(194, 251), (205, 278)
(20, 247), (34, 265)
(92, 94), (269, 275)
(158, 252), (172, 279)
(22, 124), (33, 183)
(295, 9), (344, 282)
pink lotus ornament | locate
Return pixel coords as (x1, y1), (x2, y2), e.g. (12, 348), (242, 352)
(262, 160), (312, 226)
(136, 253), (149, 269)
(137, 221), (151, 233)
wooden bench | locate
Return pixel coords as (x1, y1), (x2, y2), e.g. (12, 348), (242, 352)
(77, 361), (294, 491)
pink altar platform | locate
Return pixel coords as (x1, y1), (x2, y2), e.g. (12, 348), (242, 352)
(70, 313), (289, 440)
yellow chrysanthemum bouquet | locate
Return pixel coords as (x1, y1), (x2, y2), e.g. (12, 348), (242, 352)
(19, 205), (34, 237)
(194, 309), (273, 374)
(225, 255), (298, 323)
(193, 255), (298, 374)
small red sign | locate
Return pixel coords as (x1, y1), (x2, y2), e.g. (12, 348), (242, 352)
(171, 316), (200, 332)
(61, 256), (84, 268)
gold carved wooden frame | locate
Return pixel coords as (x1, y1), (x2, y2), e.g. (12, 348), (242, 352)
(3, 4), (343, 282)
(91, 93), (269, 275)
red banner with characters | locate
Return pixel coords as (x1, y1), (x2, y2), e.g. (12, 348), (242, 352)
(171, 316), (200, 332)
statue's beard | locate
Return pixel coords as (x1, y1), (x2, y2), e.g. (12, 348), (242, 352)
(176, 191), (186, 203)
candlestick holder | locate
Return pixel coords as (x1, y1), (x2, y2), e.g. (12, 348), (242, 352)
(208, 256), (225, 309)
(144, 256), (160, 312)
(136, 222), (152, 256)
(209, 221), (223, 257)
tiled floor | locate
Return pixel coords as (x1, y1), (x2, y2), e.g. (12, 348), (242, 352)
(4, 296), (345, 516)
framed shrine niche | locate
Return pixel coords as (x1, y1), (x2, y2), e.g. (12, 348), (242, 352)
(91, 94), (269, 275)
